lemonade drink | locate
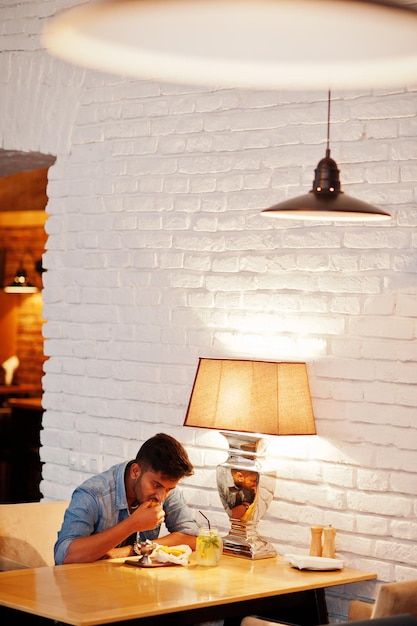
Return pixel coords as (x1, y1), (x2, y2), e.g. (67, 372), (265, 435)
(195, 528), (222, 566)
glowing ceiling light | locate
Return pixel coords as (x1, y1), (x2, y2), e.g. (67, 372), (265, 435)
(42, 1), (417, 90)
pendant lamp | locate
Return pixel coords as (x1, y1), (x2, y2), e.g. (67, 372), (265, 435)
(4, 265), (38, 294)
(4, 252), (41, 294)
(261, 92), (390, 222)
(42, 1), (417, 90)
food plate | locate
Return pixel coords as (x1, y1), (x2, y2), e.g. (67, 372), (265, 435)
(124, 558), (177, 568)
(284, 554), (344, 571)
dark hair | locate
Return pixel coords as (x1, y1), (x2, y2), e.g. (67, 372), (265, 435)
(135, 433), (194, 480)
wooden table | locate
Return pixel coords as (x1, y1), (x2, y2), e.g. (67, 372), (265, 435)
(6, 396), (43, 411)
(0, 384), (41, 403)
(0, 554), (376, 626)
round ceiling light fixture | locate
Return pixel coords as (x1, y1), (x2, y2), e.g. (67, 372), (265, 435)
(42, 0), (417, 90)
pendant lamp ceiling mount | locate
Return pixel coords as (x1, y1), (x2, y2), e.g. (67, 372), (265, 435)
(313, 93), (340, 196)
(261, 91), (391, 222)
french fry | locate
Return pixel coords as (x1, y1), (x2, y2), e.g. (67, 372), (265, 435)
(157, 546), (186, 556)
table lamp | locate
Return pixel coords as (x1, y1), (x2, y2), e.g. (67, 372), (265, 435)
(184, 358), (316, 559)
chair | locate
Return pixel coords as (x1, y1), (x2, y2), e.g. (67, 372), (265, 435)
(0, 500), (68, 569)
(348, 581), (417, 621)
(240, 615), (281, 626)
(241, 616), (417, 626)
(241, 581), (417, 626)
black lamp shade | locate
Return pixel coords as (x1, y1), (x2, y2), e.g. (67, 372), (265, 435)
(262, 149), (391, 222)
(4, 266), (38, 294)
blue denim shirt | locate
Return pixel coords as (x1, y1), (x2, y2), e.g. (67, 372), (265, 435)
(54, 461), (198, 565)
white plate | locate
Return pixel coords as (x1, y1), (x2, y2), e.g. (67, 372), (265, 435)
(284, 554), (344, 571)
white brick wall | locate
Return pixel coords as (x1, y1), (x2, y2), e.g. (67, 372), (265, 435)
(2, 1), (417, 621)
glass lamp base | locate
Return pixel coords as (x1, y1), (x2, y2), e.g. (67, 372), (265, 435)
(222, 520), (276, 559)
(217, 431), (277, 560)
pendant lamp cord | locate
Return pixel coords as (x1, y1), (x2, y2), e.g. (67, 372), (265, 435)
(326, 89), (331, 157)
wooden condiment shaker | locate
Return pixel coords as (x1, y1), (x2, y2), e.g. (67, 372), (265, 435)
(322, 525), (336, 558)
(309, 525), (323, 557)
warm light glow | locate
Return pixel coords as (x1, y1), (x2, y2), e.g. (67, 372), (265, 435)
(43, 0), (417, 90)
(212, 332), (327, 362)
(261, 196), (391, 222)
(4, 284), (38, 294)
(262, 209), (391, 222)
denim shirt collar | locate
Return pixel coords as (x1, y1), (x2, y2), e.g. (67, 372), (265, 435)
(115, 460), (130, 512)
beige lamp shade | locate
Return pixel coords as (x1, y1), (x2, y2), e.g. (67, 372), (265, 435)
(184, 358), (316, 436)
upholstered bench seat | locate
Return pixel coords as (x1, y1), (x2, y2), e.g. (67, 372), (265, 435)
(0, 500), (68, 569)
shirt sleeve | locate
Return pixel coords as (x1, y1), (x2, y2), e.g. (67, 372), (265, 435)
(54, 487), (100, 565)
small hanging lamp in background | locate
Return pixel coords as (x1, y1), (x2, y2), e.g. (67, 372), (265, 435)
(42, 1), (417, 90)
(261, 92), (391, 222)
(4, 260), (39, 294)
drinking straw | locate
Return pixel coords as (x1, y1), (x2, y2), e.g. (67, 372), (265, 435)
(198, 510), (211, 530)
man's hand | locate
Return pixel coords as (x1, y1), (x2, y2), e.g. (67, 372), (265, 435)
(105, 545), (134, 559)
(132, 499), (165, 531)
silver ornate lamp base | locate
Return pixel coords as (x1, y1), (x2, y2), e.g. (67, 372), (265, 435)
(217, 431), (276, 559)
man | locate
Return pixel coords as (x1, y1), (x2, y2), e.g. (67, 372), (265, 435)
(54, 433), (198, 564)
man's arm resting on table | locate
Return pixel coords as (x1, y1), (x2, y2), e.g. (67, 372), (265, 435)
(153, 532), (196, 551)
(63, 501), (165, 564)
(63, 516), (138, 564)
